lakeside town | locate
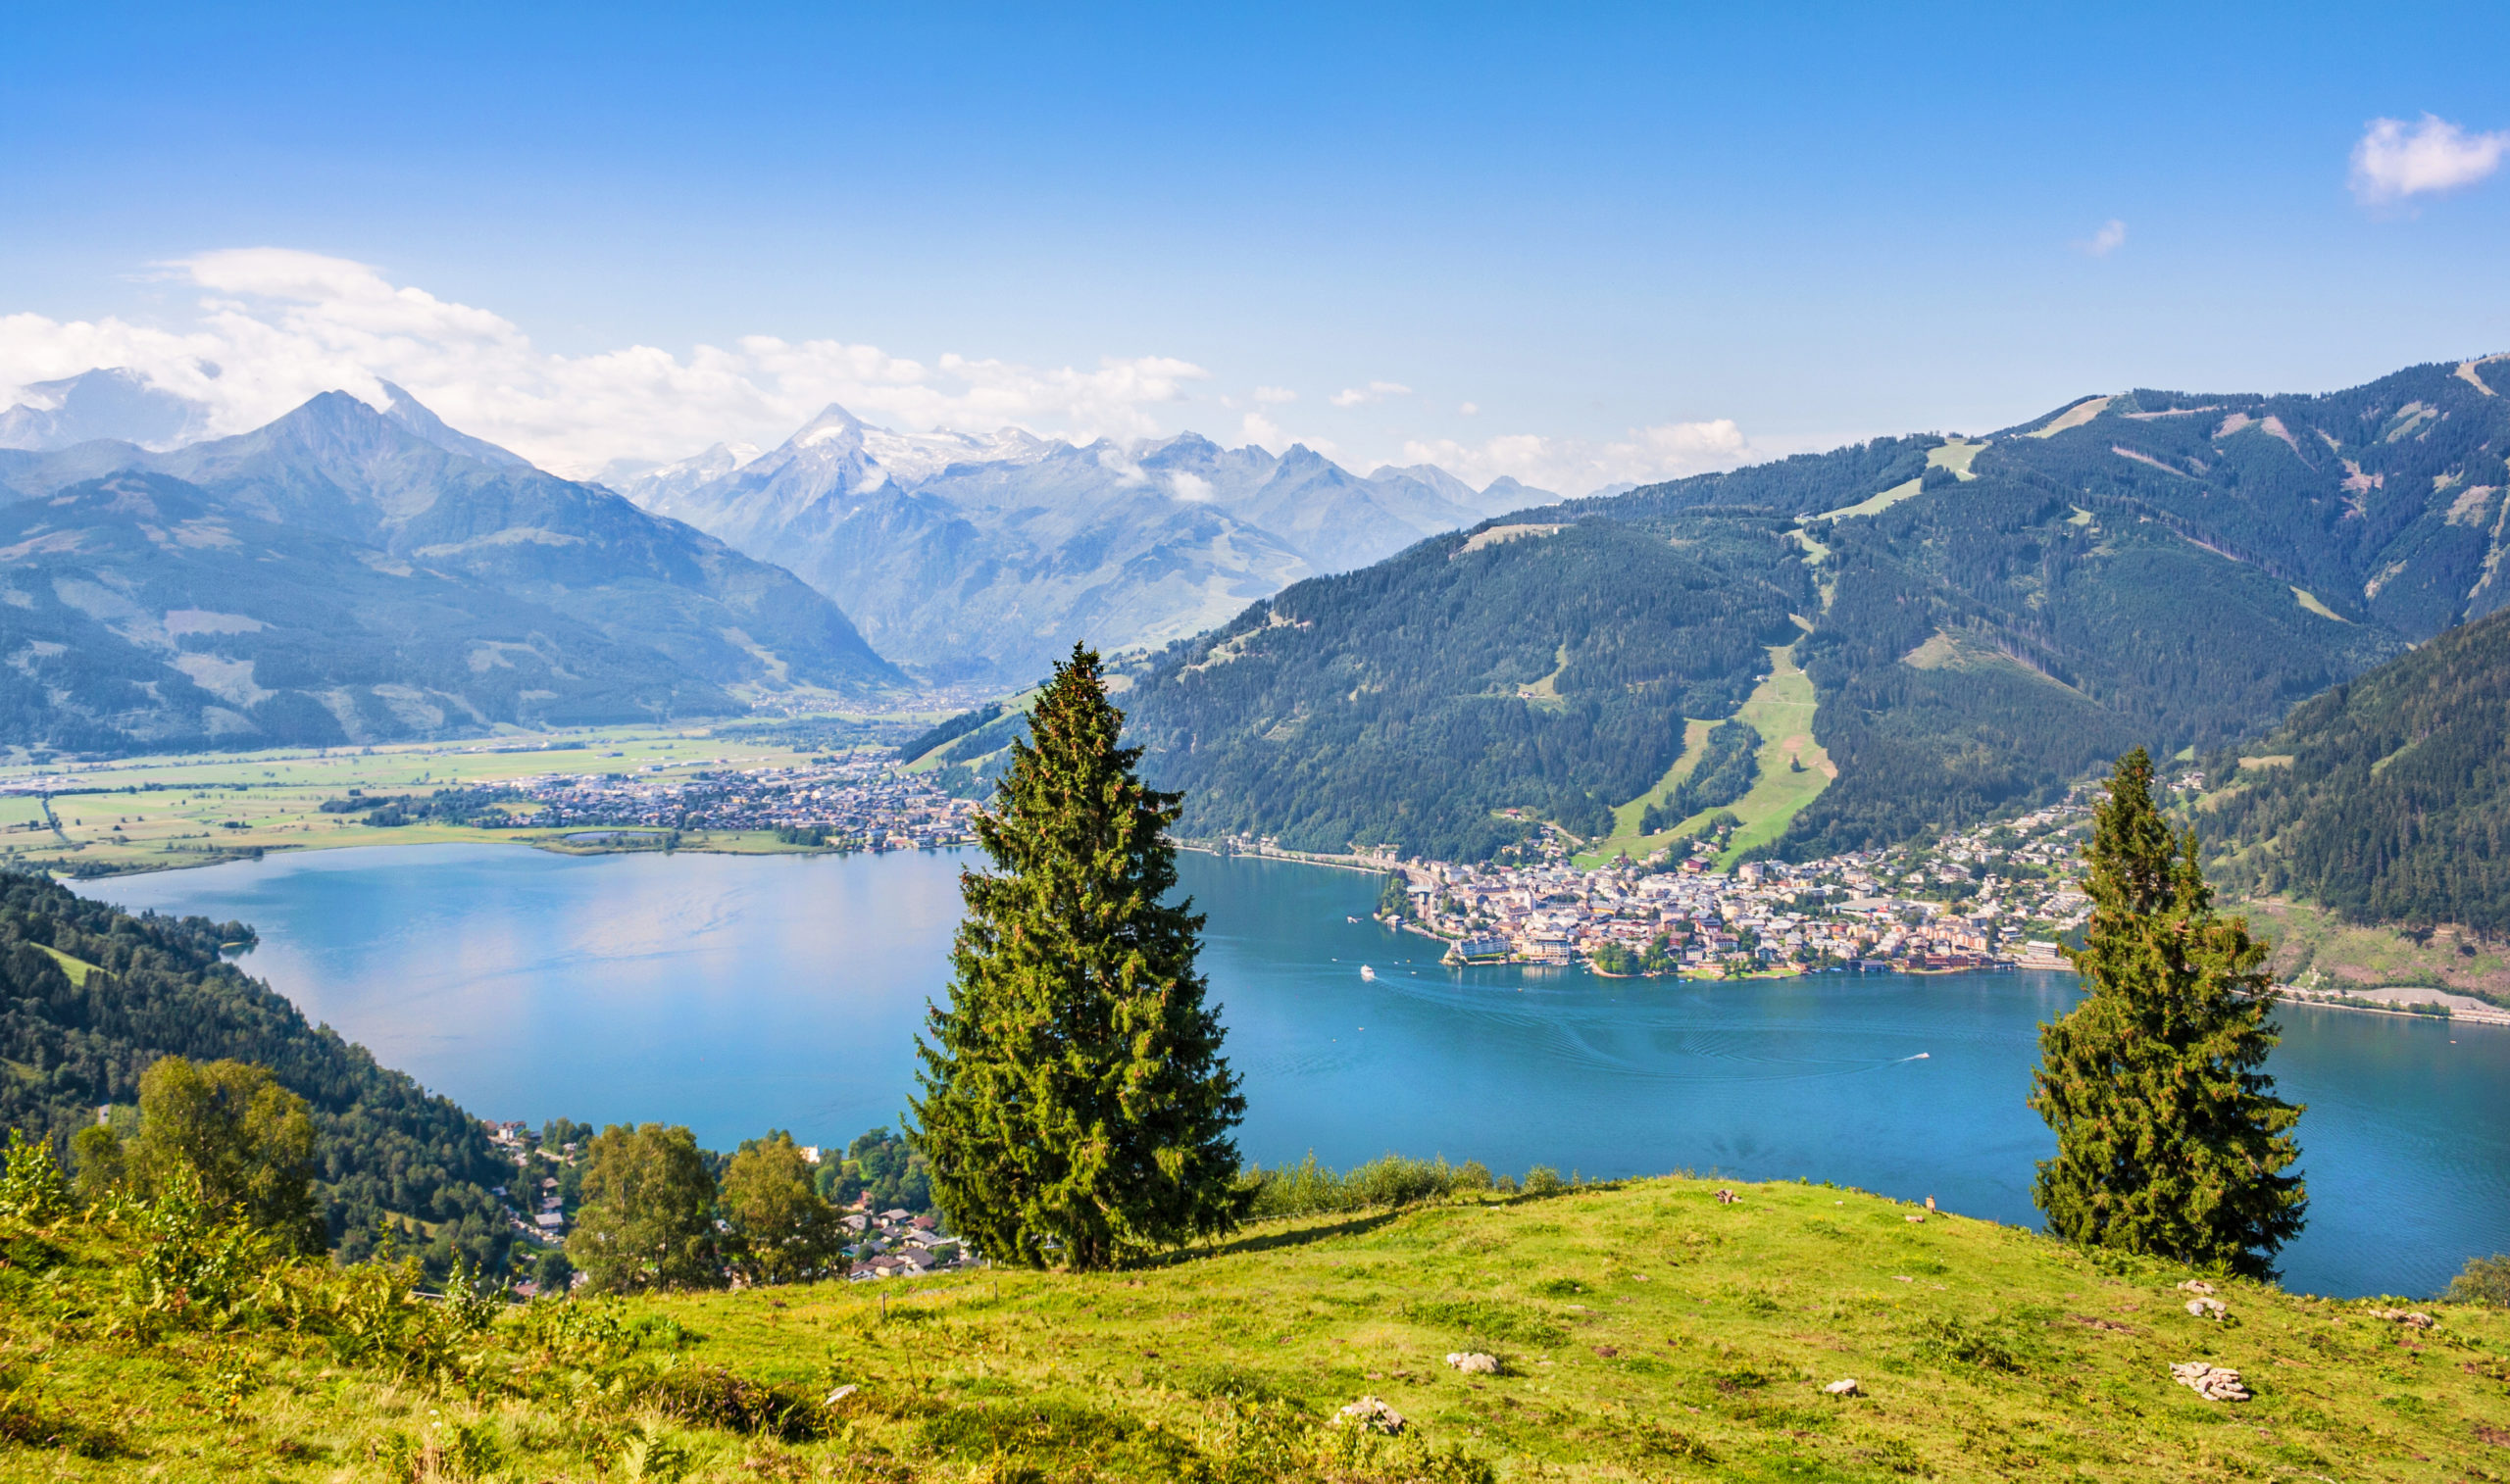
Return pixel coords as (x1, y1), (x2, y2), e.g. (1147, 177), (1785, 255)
(473, 752), (981, 852)
(1359, 793), (2100, 978)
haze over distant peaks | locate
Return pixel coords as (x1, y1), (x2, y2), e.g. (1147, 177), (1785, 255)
(604, 405), (1551, 685)
(0, 369), (215, 452)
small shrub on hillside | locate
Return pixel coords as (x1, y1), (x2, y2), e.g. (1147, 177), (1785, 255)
(642, 1364), (828, 1441)
(614, 1421), (695, 1484)
(2448, 1254), (2510, 1307)
(1630, 1422), (1715, 1463)
(1522, 1166), (1568, 1198)
(1241, 1154), (1494, 1218)
(0, 1131), (70, 1222)
(1914, 1315), (2022, 1372)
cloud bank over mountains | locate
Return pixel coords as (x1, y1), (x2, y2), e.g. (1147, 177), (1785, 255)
(0, 249), (1760, 495)
(1399, 418), (1753, 497)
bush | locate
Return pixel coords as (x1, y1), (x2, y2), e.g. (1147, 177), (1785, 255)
(1240, 1154), (1494, 1218)
(2449, 1254), (2510, 1307)
(641, 1365), (828, 1441)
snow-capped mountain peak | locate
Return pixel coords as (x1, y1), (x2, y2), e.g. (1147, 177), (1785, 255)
(606, 407), (1554, 685)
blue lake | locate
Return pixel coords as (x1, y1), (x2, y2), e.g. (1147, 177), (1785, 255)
(85, 843), (2510, 1299)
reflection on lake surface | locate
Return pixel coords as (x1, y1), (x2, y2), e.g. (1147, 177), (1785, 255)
(87, 843), (2510, 1298)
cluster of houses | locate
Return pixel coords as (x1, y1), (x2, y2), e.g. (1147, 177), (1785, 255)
(843, 1207), (970, 1280)
(487, 755), (981, 849)
(483, 1119), (974, 1280)
(1380, 797), (2098, 976)
(486, 1120), (577, 1246)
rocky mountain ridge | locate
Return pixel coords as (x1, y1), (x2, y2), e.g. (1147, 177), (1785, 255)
(603, 406), (1549, 685)
(0, 390), (903, 755)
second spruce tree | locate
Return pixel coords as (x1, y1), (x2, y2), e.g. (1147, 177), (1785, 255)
(2031, 748), (2307, 1279)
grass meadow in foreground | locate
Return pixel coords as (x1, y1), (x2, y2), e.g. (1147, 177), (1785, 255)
(7, 1175), (2505, 1482)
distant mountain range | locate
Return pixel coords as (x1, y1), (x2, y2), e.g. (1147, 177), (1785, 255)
(0, 386), (900, 755)
(0, 369), (215, 452)
(1, 371), (1554, 707)
(1118, 356), (2510, 866)
(601, 407), (1550, 686)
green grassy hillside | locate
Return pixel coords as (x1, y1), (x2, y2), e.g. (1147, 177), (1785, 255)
(10, 1175), (2501, 1481)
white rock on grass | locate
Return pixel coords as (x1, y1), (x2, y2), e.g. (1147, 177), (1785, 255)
(2177, 1279), (2217, 1296)
(1445, 1352), (1502, 1375)
(1823, 1379), (1861, 1396)
(2184, 1297), (2228, 1320)
(1333, 1397), (1407, 1435)
(2370, 1308), (2436, 1329)
(2170, 1361), (2250, 1402)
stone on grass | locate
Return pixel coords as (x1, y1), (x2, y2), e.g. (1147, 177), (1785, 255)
(2184, 1297), (2228, 1320)
(1445, 1352), (1502, 1375)
(2177, 1279), (2217, 1296)
(2170, 1361), (2250, 1402)
(1334, 1397), (1406, 1435)
(1823, 1378), (1861, 1396)
(2370, 1308), (2435, 1329)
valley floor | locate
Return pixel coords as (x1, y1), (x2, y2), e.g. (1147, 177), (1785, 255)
(0, 722), (969, 879)
(8, 1177), (2502, 1482)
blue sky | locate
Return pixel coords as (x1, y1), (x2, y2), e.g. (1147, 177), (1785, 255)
(4, 2), (2506, 488)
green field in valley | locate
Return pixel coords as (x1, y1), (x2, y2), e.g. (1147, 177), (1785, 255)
(0, 721), (901, 877)
(6, 1174), (2499, 1482)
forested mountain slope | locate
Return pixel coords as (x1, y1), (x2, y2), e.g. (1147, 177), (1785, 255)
(1123, 517), (1811, 860)
(0, 870), (510, 1265)
(2200, 604), (2510, 936)
(1124, 358), (2508, 860)
(0, 392), (904, 755)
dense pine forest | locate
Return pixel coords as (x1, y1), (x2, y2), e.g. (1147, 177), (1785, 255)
(2201, 604), (2510, 936)
(0, 871), (513, 1267)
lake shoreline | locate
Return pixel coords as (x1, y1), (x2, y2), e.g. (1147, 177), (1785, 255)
(72, 841), (2510, 1298)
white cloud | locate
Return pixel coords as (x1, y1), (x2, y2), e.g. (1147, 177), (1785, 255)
(0, 248), (1210, 476)
(1401, 419), (1752, 497)
(1459, 401), (1480, 416)
(0, 249), (1731, 497)
(2350, 114), (2510, 205)
(1330, 379), (1412, 409)
(2078, 219), (2128, 257)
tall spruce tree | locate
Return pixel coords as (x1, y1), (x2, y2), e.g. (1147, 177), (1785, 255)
(913, 644), (1247, 1270)
(2031, 748), (2306, 1279)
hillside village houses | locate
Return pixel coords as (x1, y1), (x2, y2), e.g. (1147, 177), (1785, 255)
(1364, 796), (2099, 976)
(482, 1118), (973, 1283)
